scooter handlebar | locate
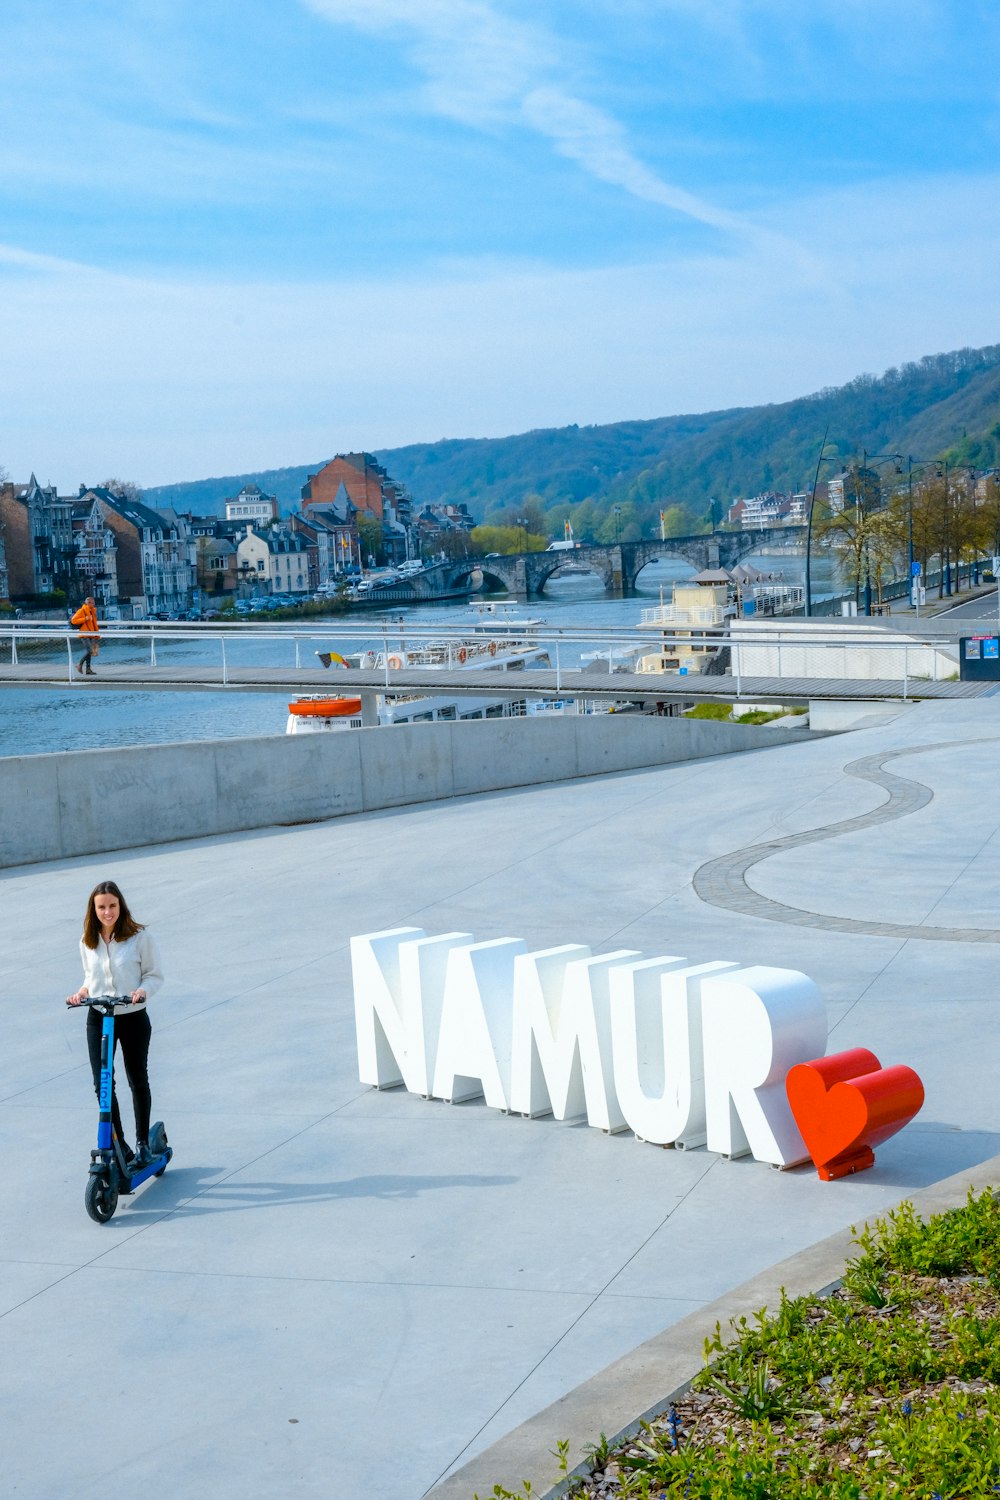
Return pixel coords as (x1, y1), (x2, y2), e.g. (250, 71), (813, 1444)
(66, 994), (141, 1013)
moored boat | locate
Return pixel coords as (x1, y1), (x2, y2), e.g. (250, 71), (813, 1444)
(286, 695), (364, 732)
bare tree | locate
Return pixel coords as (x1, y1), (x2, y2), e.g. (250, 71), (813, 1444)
(99, 478), (144, 504)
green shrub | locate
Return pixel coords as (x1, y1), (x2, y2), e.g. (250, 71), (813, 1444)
(489, 1188), (1000, 1500)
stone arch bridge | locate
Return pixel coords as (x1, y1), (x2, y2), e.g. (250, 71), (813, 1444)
(407, 527), (806, 600)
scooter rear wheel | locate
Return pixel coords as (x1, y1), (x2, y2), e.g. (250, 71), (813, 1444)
(85, 1174), (119, 1223)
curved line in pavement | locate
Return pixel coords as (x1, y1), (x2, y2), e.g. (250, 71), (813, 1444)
(692, 740), (1000, 944)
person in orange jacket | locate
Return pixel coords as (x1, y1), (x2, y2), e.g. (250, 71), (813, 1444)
(70, 595), (100, 675)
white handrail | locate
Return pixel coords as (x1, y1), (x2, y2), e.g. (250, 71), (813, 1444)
(0, 618), (973, 690)
(0, 620), (970, 648)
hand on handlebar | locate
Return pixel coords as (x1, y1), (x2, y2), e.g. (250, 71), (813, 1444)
(131, 989), (147, 1004)
(66, 989), (88, 1006)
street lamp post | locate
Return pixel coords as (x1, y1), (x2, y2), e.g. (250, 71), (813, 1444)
(854, 450), (902, 616)
(941, 460), (951, 596)
(905, 457), (921, 613)
(613, 504), (622, 546)
(905, 456), (950, 603)
(805, 428), (835, 617)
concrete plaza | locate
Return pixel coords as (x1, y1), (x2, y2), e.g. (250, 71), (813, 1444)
(3, 695), (1000, 1499)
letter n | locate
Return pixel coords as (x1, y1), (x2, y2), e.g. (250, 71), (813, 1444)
(352, 927), (475, 1093)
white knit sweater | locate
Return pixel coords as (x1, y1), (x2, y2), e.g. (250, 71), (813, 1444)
(78, 929), (164, 1011)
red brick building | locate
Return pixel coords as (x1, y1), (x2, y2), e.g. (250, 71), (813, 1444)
(302, 454), (387, 520)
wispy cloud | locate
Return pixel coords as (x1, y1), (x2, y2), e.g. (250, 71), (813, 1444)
(4, 164), (998, 486)
(300, 0), (775, 248)
(0, 243), (101, 276)
(520, 87), (749, 238)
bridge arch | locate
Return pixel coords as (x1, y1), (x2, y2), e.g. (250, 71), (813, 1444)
(410, 527), (806, 599)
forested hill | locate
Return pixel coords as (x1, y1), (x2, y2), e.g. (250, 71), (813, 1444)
(145, 344), (1000, 533)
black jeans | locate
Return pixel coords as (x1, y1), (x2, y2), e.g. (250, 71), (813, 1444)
(86, 1007), (152, 1149)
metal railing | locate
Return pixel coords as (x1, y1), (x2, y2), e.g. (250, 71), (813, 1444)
(0, 616), (971, 702)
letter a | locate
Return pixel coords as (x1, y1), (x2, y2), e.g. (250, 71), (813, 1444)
(431, 938), (526, 1107)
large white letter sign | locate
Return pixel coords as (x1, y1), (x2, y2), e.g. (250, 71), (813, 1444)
(509, 948), (646, 1128)
(509, 945), (592, 1118)
(609, 957), (701, 1145)
(565, 952), (644, 1133)
(397, 931), (477, 1094)
(349, 928), (890, 1172)
(700, 966), (827, 1166)
(661, 961), (744, 1151)
(431, 938), (527, 1107)
(352, 927), (475, 1093)
(351, 927), (427, 1091)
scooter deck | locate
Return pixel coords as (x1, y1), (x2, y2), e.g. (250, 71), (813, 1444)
(119, 1148), (173, 1193)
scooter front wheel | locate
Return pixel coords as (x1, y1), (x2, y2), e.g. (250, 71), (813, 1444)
(85, 1174), (119, 1223)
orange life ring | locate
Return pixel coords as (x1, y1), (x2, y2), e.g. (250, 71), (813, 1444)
(387, 654), (403, 670)
(457, 647), (468, 663)
(488, 640), (497, 656)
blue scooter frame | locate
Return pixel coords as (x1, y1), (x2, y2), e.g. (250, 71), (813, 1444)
(70, 995), (172, 1223)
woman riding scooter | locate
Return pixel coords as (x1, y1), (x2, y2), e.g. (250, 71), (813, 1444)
(67, 881), (164, 1167)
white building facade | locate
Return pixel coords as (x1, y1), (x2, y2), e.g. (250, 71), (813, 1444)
(236, 528), (311, 595)
(225, 485), (280, 528)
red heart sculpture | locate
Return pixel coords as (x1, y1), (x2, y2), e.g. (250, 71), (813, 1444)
(786, 1048), (924, 1180)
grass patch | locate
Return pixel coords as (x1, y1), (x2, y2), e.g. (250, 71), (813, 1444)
(684, 704), (807, 726)
(685, 703), (733, 721)
(478, 1188), (1000, 1499)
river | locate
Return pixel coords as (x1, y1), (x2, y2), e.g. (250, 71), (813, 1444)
(0, 552), (841, 756)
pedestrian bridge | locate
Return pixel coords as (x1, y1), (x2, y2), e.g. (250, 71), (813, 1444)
(0, 617), (988, 707)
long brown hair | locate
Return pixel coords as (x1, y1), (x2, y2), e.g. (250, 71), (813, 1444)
(82, 880), (144, 949)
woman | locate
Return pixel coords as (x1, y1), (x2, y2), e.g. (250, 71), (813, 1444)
(67, 881), (164, 1167)
(69, 595), (100, 675)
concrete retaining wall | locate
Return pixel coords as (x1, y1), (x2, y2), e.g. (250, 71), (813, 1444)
(0, 714), (811, 869)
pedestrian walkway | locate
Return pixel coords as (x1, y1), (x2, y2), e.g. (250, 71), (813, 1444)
(3, 695), (1000, 1500)
(0, 658), (991, 703)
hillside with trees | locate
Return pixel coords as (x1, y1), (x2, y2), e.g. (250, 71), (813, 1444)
(145, 344), (1000, 543)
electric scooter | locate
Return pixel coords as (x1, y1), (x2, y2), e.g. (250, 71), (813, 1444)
(69, 995), (173, 1223)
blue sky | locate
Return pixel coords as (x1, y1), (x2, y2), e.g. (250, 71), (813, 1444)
(2, 0), (1000, 487)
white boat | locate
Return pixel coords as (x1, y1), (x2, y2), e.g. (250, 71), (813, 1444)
(286, 695), (365, 732)
(290, 620), (575, 731)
